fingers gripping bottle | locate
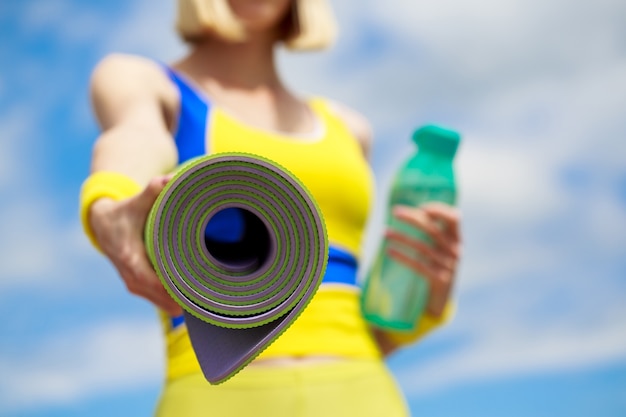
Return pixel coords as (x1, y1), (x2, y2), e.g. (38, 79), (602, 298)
(361, 125), (460, 331)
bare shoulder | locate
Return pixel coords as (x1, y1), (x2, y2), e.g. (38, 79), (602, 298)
(325, 100), (373, 159)
(90, 53), (174, 97)
(90, 53), (178, 129)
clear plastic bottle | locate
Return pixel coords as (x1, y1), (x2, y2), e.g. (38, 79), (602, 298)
(361, 125), (460, 331)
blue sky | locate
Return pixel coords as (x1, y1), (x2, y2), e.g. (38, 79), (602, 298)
(1, 0), (625, 416)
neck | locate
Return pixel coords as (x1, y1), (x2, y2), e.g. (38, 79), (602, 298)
(182, 32), (282, 89)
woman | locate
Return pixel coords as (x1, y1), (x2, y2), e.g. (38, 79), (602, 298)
(80, 0), (461, 415)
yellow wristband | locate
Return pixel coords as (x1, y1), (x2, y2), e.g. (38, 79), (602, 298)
(79, 171), (142, 252)
(384, 302), (456, 347)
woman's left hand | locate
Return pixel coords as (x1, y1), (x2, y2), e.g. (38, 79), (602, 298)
(385, 202), (461, 317)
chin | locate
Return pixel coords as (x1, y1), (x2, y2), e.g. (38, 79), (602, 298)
(228, 0), (292, 32)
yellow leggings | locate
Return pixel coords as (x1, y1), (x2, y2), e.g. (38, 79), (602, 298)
(155, 359), (409, 417)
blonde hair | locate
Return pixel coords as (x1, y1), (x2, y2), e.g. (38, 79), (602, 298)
(175, 0), (338, 50)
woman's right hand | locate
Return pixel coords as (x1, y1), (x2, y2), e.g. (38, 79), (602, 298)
(89, 174), (182, 316)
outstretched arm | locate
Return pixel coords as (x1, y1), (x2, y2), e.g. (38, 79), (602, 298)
(89, 53), (179, 182)
(83, 54), (182, 315)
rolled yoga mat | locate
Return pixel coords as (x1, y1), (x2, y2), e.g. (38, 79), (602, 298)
(145, 153), (328, 384)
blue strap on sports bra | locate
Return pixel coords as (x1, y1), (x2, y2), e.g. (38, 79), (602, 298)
(165, 67), (209, 164)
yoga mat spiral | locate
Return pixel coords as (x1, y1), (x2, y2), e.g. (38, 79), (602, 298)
(145, 153), (328, 384)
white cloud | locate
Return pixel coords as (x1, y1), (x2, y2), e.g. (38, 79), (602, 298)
(397, 300), (626, 397)
(371, 0), (626, 81)
(457, 241), (558, 291)
(0, 319), (163, 410)
(457, 138), (563, 223)
(587, 196), (626, 249)
(295, 0), (626, 144)
(101, 0), (185, 61)
(0, 199), (93, 289)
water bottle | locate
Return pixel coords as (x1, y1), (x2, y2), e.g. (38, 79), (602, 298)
(361, 125), (460, 331)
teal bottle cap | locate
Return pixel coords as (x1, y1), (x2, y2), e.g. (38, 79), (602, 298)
(412, 125), (461, 157)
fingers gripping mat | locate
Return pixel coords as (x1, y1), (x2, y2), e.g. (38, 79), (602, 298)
(145, 154), (328, 384)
